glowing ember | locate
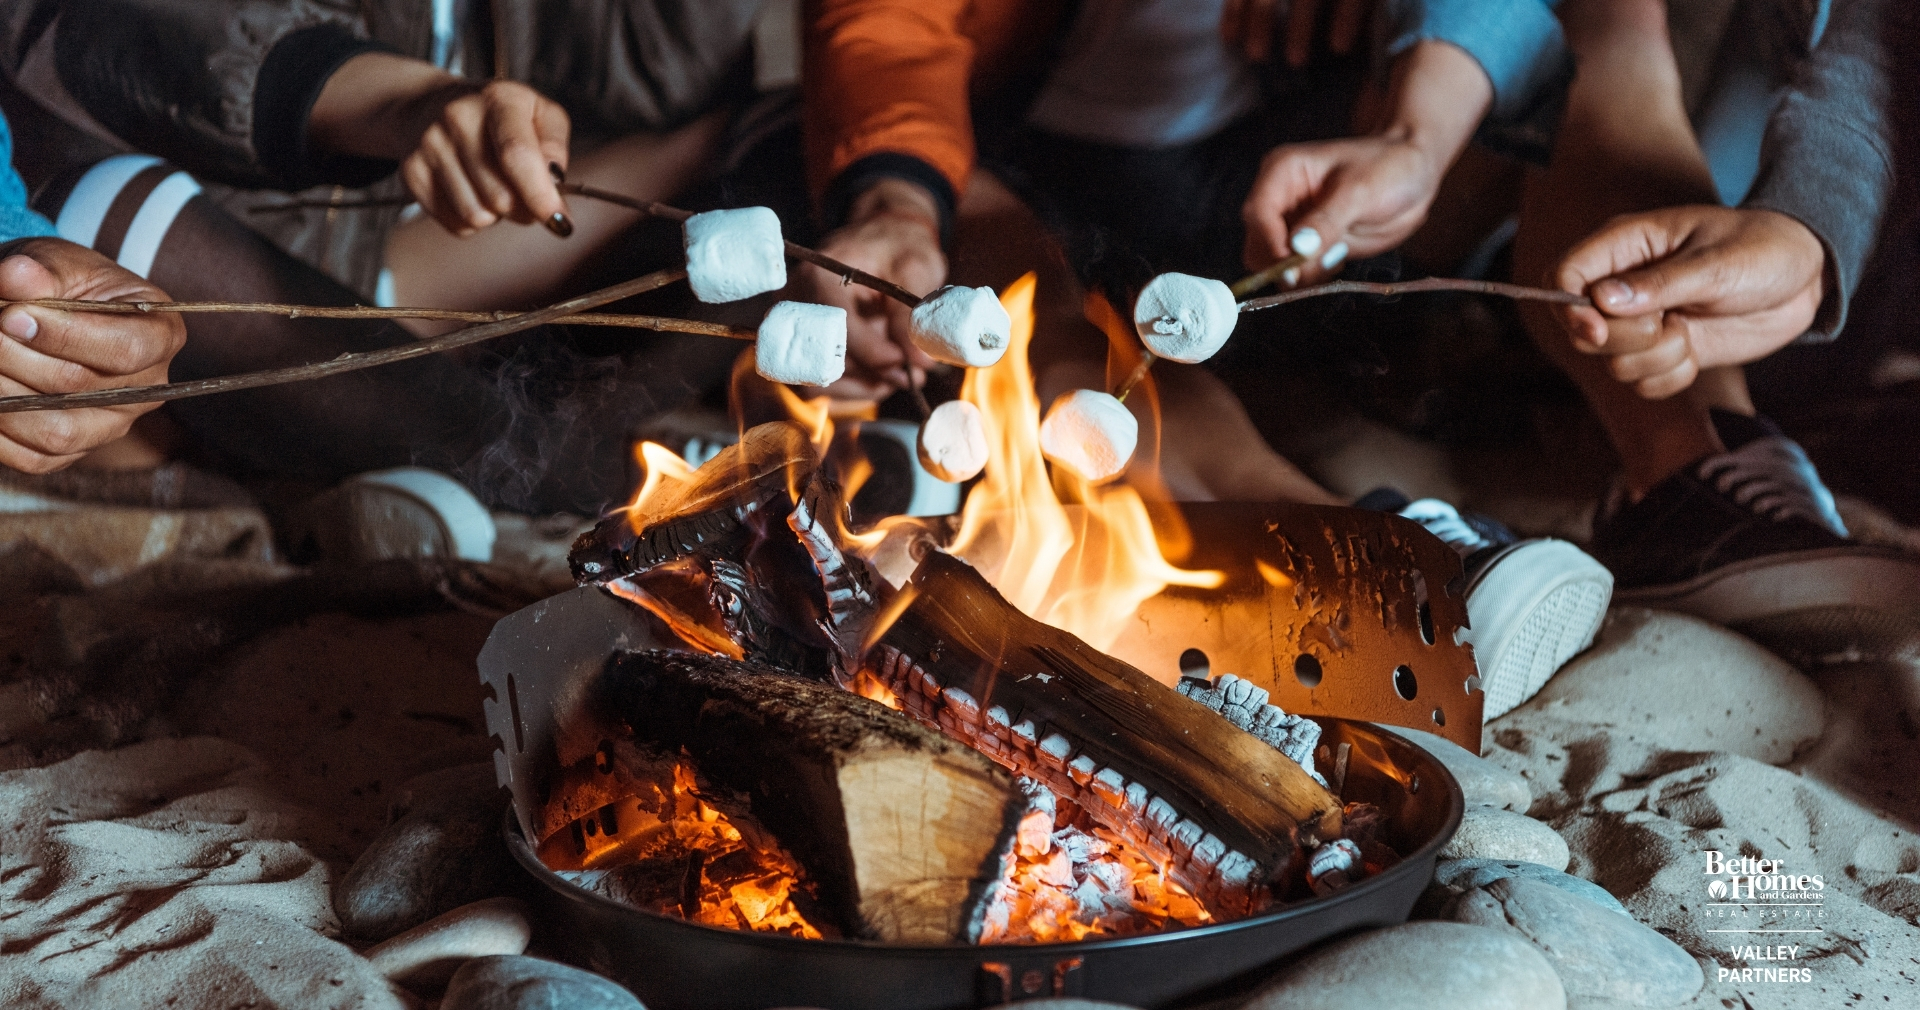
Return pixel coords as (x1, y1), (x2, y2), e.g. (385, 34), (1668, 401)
(548, 762), (829, 938)
(983, 782), (1213, 944)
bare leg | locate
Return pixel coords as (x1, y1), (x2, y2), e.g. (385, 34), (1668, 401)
(1513, 0), (1748, 498)
(384, 111), (729, 322)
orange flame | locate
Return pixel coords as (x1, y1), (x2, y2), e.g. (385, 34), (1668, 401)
(626, 440), (697, 534)
(949, 274), (1222, 652)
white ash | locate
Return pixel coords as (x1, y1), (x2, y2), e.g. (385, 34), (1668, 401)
(1132, 272), (1238, 363)
(862, 643), (1266, 912)
(909, 285), (1011, 368)
(1306, 838), (1364, 897)
(755, 302), (846, 387)
(916, 400), (990, 483)
(1038, 389), (1138, 483)
(682, 206), (787, 303)
(1177, 673), (1326, 785)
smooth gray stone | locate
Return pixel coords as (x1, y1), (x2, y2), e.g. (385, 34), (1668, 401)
(362, 896), (531, 990)
(1446, 877), (1703, 1007)
(1429, 859), (1629, 916)
(1441, 807), (1571, 869)
(1379, 724), (1532, 811)
(1244, 921), (1565, 1009)
(334, 762), (518, 943)
(442, 955), (643, 1010)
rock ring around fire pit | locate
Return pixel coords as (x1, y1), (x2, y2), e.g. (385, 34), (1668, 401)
(480, 587), (1462, 1010)
(502, 718), (1459, 1010)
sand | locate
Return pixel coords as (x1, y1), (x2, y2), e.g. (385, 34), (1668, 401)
(5, 502), (1920, 1008)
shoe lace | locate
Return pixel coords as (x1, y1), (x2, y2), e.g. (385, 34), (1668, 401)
(1398, 498), (1494, 557)
(1697, 436), (1848, 536)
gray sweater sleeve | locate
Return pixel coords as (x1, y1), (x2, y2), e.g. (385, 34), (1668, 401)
(1741, 0), (1895, 342)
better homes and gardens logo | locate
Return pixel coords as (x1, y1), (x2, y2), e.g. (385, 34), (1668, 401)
(1700, 850), (1825, 984)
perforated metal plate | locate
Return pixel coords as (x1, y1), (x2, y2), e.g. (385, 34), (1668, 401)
(1104, 502), (1484, 753)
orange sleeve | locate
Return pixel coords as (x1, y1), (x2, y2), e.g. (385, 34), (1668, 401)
(803, 0), (979, 208)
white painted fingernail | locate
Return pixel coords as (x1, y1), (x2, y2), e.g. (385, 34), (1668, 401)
(1289, 228), (1322, 256)
(1320, 242), (1349, 270)
(1281, 267), (1301, 288)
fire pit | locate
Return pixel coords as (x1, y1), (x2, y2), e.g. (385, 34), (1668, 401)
(481, 584), (1463, 1010)
(475, 277), (1476, 1007)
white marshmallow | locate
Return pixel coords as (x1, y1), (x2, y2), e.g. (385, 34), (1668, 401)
(1038, 389), (1137, 483)
(755, 301), (846, 387)
(916, 400), (989, 483)
(1132, 272), (1238, 363)
(909, 286), (1011, 368)
(682, 207), (787, 303)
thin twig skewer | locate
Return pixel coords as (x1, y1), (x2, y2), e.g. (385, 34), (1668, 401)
(1231, 253), (1311, 298)
(1240, 277), (1591, 312)
(0, 297), (755, 339)
(0, 268), (687, 415)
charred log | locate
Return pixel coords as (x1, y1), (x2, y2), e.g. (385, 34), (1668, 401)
(602, 649), (1024, 944)
(862, 552), (1344, 914)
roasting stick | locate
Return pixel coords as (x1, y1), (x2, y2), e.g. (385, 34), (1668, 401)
(0, 268), (688, 414)
(257, 173), (937, 417)
(0, 297), (757, 339)
(0, 273), (1593, 416)
(1111, 274), (1594, 402)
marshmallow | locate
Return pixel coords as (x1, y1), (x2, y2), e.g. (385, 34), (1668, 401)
(755, 301), (846, 386)
(917, 400), (990, 483)
(1132, 272), (1238, 363)
(682, 206), (787, 303)
(1038, 389), (1137, 483)
(909, 286), (1011, 368)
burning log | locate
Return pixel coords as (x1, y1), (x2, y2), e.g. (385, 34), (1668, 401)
(600, 649), (1024, 944)
(861, 552), (1344, 915)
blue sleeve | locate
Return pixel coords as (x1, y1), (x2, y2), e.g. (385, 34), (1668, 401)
(1383, 0), (1568, 128)
(0, 112), (57, 246)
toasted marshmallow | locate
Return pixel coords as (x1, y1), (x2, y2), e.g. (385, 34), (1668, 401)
(683, 206), (787, 303)
(917, 400), (990, 483)
(1038, 389), (1137, 483)
(1133, 272), (1238, 363)
(755, 301), (846, 386)
(909, 286), (1011, 368)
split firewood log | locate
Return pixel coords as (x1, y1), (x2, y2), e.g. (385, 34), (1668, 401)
(862, 551), (1344, 914)
(601, 649), (1024, 944)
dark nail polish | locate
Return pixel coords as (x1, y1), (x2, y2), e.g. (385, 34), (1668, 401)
(546, 212), (574, 238)
(549, 162), (566, 183)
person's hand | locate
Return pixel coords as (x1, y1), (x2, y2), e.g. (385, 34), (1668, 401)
(1242, 131), (1450, 281)
(1221, 0), (1370, 67)
(1555, 206), (1825, 399)
(1241, 39), (1490, 283)
(790, 179), (945, 400)
(0, 239), (186, 473)
(311, 52), (571, 237)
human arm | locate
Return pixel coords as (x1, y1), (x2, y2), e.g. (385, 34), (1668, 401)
(1240, 38), (1492, 280)
(799, 0), (978, 397)
(0, 240), (186, 473)
(308, 53), (570, 236)
(1549, 0), (1896, 399)
(51, 0), (389, 190)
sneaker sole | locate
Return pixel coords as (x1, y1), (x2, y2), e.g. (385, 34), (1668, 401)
(1466, 539), (1614, 721)
(1611, 546), (1920, 663)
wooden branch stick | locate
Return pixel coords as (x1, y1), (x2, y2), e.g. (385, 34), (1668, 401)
(1230, 253), (1311, 299)
(0, 296), (755, 339)
(0, 268), (688, 415)
(1239, 276), (1591, 313)
(254, 181), (927, 310)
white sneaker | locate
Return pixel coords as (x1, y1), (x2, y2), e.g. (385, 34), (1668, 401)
(1389, 495), (1613, 720)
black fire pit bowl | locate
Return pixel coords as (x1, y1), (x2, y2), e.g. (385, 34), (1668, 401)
(504, 725), (1460, 1010)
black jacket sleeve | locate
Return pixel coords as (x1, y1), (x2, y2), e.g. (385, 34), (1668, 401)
(52, 0), (390, 190)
